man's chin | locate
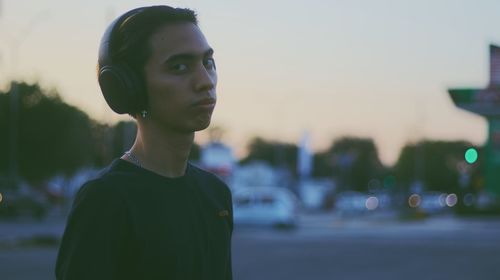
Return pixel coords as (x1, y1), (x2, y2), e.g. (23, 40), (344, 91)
(157, 118), (211, 134)
(193, 119), (211, 132)
(180, 117), (212, 133)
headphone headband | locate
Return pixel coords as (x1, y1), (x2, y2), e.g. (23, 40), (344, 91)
(97, 7), (148, 115)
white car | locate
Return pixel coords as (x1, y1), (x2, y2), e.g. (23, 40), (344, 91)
(232, 186), (299, 228)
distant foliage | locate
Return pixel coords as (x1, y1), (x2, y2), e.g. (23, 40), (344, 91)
(240, 137), (299, 175)
(0, 81), (480, 192)
(0, 82), (100, 182)
(0, 81), (205, 184)
(394, 140), (477, 193)
(242, 136), (386, 190)
(316, 137), (385, 192)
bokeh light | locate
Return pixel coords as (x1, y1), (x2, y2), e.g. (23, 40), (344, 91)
(0, 192), (2, 203)
(446, 193), (458, 207)
(465, 148), (478, 164)
(408, 194), (421, 208)
(365, 196), (379, 210)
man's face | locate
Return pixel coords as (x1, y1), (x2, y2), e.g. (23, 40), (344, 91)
(143, 22), (217, 133)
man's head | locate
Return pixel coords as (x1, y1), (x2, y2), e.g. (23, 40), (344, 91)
(98, 5), (217, 132)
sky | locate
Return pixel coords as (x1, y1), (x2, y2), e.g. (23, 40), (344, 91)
(0, 0), (499, 165)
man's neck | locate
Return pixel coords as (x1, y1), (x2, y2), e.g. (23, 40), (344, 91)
(124, 121), (194, 178)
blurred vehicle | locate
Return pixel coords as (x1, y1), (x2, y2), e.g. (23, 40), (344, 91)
(334, 191), (371, 215)
(0, 189), (50, 220)
(232, 186), (299, 228)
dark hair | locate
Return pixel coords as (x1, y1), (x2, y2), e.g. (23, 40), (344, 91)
(110, 6), (198, 117)
(113, 6), (197, 71)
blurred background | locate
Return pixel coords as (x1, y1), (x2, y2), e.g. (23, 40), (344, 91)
(1, 0), (500, 279)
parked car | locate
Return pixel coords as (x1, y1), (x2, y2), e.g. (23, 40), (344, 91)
(0, 190), (49, 220)
(0, 178), (50, 220)
(232, 186), (299, 228)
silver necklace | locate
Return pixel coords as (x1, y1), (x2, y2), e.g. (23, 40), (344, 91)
(124, 150), (142, 168)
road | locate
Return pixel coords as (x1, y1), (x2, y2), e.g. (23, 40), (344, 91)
(1, 212), (500, 280)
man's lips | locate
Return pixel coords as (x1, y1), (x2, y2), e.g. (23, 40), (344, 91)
(192, 98), (216, 107)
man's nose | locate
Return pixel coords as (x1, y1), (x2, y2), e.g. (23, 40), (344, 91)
(194, 64), (216, 92)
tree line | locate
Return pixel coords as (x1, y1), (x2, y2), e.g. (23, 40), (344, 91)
(0, 81), (482, 195)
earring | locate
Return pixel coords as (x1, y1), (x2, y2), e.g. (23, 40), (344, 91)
(141, 110), (148, 118)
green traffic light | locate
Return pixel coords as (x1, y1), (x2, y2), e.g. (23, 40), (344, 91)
(465, 148), (478, 164)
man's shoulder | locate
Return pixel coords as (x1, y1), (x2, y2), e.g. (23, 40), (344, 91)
(74, 177), (122, 203)
(189, 164), (231, 193)
(75, 160), (135, 200)
(189, 164), (226, 184)
(97, 159), (136, 181)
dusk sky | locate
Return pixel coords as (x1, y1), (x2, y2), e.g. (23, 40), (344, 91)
(1, 0), (499, 165)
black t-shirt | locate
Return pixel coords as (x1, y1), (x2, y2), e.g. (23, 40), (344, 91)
(55, 158), (233, 280)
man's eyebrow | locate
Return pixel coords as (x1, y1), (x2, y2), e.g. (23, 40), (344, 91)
(164, 48), (214, 63)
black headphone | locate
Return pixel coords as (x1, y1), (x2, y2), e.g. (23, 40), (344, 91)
(97, 7), (147, 115)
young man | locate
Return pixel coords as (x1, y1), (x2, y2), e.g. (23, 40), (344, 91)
(55, 6), (233, 279)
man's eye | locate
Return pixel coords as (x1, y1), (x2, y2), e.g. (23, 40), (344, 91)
(204, 58), (216, 70)
(171, 64), (188, 72)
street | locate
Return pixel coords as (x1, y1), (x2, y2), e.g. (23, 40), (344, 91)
(1, 212), (500, 279)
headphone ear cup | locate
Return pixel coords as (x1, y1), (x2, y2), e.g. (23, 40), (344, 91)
(98, 63), (145, 114)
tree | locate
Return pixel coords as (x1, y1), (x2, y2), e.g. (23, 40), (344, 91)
(240, 137), (299, 175)
(393, 140), (476, 193)
(0, 80), (204, 186)
(314, 137), (385, 192)
(0, 81), (99, 183)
